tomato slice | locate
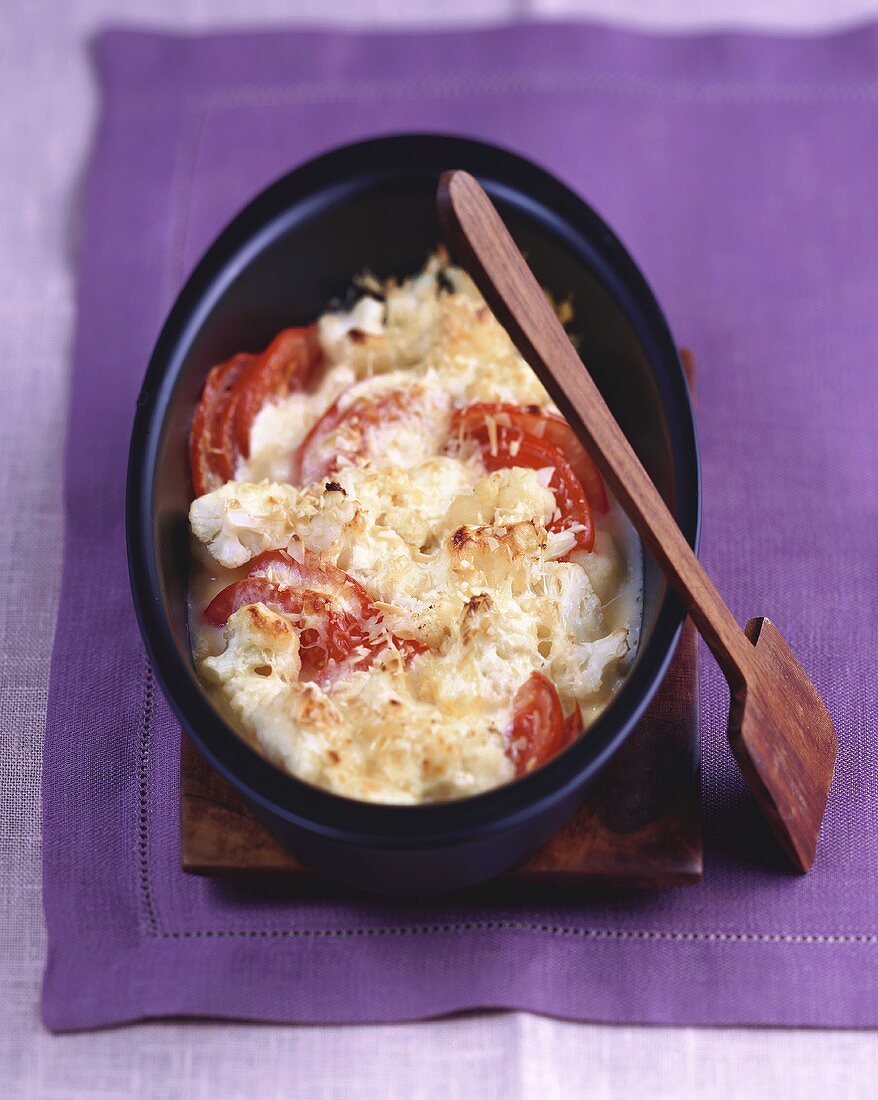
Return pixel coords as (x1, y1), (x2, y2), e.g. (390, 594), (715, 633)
(294, 381), (422, 486)
(203, 575), (301, 628)
(506, 671), (570, 776)
(250, 549), (429, 668)
(189, 352), (253, 498)
(452, 403), (608, 515)
(189, 325), (321, 498)
(563, 700), (583, 744)
(466, 424), (594, 553)
(232, 326), (323, 459)
(204, 549), (426, 679)
(247, 548), (378, 625)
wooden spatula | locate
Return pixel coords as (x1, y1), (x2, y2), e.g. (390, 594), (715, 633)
(437, 169), (837, 872)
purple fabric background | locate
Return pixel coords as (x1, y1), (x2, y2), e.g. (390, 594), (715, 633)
(42, 22), (877, 1031)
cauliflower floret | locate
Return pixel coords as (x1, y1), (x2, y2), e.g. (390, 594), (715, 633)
(337, 457), (476, 550)
(189, 481), (302, 568)
(438, 468), (555, 593)
(523, 561), (628, 704)
(190, 480), (363, 568)
(416, 589), (539, 723)
(443, 467), (555, 534)
(330, 666), (513, 802)
(543, 561), (605, 643)
(202, 604), (363, 792)
(572, 530), (626, 604)
(551, 628), (630, 702)
(423, 293), (551, 407)
(318, 259), (450, 376)
(446, 521), (546, 593)
(201, 603), (302, 717)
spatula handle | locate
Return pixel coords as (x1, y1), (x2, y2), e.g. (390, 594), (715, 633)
(437, 170), (753, 689)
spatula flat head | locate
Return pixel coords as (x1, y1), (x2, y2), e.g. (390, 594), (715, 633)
(727, 617), (837, 872)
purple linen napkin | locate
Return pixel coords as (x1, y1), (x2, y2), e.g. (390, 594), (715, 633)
(42, 22), (878, 1031)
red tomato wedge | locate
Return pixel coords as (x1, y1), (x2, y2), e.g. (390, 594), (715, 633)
(204, 549), (426, 680)
(189, 325), (321, 498)
(294, 381), (421, 486)
(232, 326), (322, 459)
(506, 671), (572, 776)
(466, 424), (594, 553)
(452, 403), (608, 515)
(189, 352), (253, 498)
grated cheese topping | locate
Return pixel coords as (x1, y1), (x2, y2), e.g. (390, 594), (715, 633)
(190, 253), (642, 804)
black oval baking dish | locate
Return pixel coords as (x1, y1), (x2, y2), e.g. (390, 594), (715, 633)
(127, 133), (700, 895)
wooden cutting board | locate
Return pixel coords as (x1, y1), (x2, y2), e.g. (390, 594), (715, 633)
(180, 351), (701, 891)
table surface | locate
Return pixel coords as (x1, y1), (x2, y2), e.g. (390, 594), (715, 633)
(3, 1), (878, 1097)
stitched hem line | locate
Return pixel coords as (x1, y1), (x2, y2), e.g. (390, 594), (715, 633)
(154, 924), (878, 944)
(138, 657), (161, 937)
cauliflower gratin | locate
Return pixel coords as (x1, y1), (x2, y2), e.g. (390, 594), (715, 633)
(187, 251), (642, 804)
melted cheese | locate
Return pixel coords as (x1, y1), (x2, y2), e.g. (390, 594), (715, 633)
(190, 254), (643, 804)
